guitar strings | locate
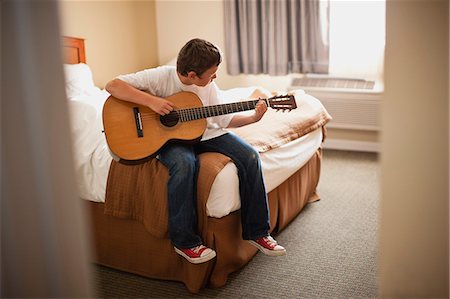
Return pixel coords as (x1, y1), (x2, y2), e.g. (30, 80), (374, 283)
(139, 100), (261, 118)
(137, 96), (292, 121)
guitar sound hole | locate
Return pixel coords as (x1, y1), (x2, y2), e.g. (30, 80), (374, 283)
(160, 111), (180, 127)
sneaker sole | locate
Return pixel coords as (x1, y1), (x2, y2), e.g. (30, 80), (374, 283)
(174, 247), (217, 264)
(248, 240), (287, 256)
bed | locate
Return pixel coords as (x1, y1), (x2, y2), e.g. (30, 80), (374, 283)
(63, 36), (331, 293)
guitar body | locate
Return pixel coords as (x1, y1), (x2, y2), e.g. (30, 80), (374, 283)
(102, 92), (207, 160)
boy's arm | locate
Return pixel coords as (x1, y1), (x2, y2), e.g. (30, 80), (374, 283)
(105, 78), (174, 115)
(227, 100), (267, 128)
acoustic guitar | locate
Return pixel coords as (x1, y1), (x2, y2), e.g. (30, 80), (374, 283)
(102, 91), (297, 160)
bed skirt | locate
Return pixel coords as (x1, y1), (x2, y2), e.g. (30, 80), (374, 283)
(85, 147), (322, 293)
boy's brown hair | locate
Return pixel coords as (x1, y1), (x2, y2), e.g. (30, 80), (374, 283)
(177, 38), (222, 77)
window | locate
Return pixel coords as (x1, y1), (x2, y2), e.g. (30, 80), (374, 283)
(326, 0), (386, 81)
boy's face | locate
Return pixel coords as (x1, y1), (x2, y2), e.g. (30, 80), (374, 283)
(192, 65), (218, 87)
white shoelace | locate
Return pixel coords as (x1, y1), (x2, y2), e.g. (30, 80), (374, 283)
(192, 245), (205, 254)
(265, 236), (278, 245)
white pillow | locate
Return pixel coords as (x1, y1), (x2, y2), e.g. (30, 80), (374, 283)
(218, 86), (272, 103)
(64, 63), (102, 98)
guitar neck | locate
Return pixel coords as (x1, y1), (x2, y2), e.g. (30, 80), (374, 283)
(177, 98), (266, 122)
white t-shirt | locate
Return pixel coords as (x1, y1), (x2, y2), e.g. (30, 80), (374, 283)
(117, 66), (233, 141)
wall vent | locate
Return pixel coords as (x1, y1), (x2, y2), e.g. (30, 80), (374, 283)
(289, 77), (383, 131)
(289, 76), (383, 152)
(291, 77), (376, 90)
(317, 96), (380, 130)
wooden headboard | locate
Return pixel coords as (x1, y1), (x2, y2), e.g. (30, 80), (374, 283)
(62, 36), (86, 64)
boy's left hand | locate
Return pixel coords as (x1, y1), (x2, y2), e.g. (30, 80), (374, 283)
(253, 100), (268, 122)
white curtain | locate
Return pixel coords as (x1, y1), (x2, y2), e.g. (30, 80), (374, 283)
(224, 0), (330, 75)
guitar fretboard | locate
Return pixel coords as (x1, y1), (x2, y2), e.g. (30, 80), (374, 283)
(177, 98), (267, 122)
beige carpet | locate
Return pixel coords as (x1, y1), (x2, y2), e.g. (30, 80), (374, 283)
(93, 149), (379, 298)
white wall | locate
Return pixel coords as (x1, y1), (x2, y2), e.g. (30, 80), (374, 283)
(59, 0), (158, 87)
(379, 1), (449, 297)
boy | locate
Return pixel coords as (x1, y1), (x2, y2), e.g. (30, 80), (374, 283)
(105, 38), (286, 264)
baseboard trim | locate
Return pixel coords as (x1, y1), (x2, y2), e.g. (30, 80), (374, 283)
(322, 138), (380, 153)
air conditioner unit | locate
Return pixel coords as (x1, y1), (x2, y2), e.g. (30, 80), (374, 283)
(289, 74), (383, 152)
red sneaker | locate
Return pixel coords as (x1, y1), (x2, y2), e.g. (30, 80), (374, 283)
(248, 235), (286, 256)
(174, 245), (216, 264)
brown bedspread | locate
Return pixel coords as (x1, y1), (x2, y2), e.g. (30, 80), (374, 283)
(104, 153), (231, 238)
(104, 90), (331, 238)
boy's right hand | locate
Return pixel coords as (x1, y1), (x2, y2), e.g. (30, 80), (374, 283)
(105, 78), (175, 115)
(148, 97), (175, 115)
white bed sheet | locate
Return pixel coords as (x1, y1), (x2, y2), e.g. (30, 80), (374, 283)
(206, 128), (322, 217)
(68, 87), (322, 219)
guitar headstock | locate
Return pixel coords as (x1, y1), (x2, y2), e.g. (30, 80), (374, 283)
(267, 94), (297, 111)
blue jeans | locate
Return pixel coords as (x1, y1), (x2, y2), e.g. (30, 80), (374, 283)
(158, 132), (270, 249)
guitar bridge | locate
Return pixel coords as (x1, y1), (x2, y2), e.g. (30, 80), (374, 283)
(133, 107), (144, 137)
